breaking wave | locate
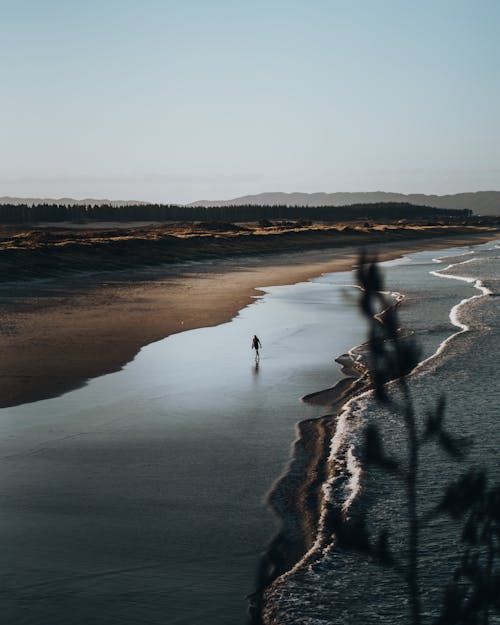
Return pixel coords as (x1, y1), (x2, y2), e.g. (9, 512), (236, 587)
(259, 240), (498, 624)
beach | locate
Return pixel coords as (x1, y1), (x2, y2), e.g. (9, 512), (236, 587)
(0, 226), (497, 408)
(0, 252), (372, 625)
(0, 235), (498, 625)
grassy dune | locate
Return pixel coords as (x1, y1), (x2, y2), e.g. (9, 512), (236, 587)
(1, 221), (497, 282)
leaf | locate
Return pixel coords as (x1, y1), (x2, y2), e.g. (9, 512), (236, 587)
(327, 506), (371, 554)
(461, 515), (479, 545)
(374, 530), (395, 566)
(438, 430), (468, 460)
(364, 424), (399, 473)
(424, 395), (446, 439)
(436, 471), (486, 518)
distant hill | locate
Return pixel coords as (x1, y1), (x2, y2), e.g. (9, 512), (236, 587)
(188, 191), (500, 216)
(2, 192), (498, 215)
(0, 196), (146, 207)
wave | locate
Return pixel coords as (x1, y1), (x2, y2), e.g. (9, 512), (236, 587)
(257, 242), (496, 624)
(421, 257), (493, 359)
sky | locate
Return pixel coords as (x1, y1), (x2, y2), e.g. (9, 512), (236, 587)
(1, 0), (499, 203)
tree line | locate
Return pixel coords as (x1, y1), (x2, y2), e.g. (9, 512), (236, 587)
(0, 201), (472, 224)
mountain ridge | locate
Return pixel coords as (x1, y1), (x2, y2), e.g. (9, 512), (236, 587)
(1, 191), (499, 215)
(188, 191), (500, 215)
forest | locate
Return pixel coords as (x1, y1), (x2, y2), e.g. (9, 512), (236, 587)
(0, 202), (472, 224)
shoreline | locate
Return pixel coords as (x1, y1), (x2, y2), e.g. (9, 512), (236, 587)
(259, 237), (500, 625)
(251, 353), (370, 617)
(254, 236), (499, 622)
(0, 230), (497, 409)
(250, 313), (375, 622)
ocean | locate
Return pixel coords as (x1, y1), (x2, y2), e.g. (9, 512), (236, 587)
(263, 239), (500, 624)
(0, 239), (498, 624)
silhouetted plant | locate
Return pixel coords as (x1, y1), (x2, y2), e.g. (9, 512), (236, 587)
(435, 472), (500, 625)
(332, 252), (500, 625)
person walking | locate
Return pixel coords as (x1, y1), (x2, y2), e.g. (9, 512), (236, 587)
(251, 335), (262, 361)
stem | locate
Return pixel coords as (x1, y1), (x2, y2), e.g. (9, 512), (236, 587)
(483, 523), (493, 625)
(402, 382), (421, 625)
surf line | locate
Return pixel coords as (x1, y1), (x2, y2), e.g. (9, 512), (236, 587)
(249, 284), (408, 625)
(326, 252), (494, 536)
(259, 250), (492, 582)
(311, 256), (492, 559)
(409, 256), (493, 374)
(250, 246), (494, 621)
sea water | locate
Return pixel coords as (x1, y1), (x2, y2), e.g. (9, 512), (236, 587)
(264, 239), (500, 624)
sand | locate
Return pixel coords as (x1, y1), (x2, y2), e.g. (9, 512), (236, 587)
(0, 230), (497, 409)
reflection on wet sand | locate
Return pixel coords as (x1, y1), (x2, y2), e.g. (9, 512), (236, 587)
(0, 271), (365, 625)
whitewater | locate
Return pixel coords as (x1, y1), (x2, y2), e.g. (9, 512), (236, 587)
(263, 240), (500, 624)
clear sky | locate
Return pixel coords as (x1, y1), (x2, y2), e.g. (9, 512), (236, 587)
(1, 0), (499, 203)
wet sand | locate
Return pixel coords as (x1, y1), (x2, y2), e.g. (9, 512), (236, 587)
(0, 230), (497, 408)
(0, 265), (372, 625)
